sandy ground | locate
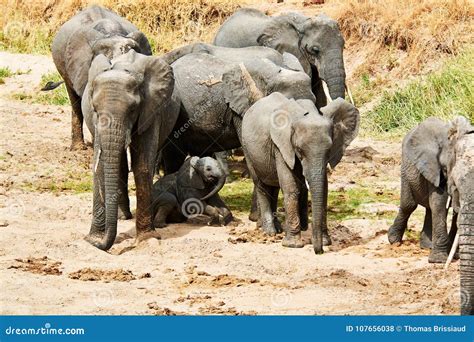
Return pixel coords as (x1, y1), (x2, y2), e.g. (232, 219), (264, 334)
(0, 52), (460, 315)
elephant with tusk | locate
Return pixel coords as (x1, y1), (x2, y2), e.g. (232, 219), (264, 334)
(214, 8), (354, 108)
(152, 156), (232, 227)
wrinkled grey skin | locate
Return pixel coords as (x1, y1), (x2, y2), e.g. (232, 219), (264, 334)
(446, 116), (474, 315)
(214, 8), (346, 109)
(387, 117), (458, 263)
(81, 50), (175, 251)
(152, 157), (232, 227)
(242, 94), (359, 254)
(52, 5), (152, 150)
(160, 43), (315, 174)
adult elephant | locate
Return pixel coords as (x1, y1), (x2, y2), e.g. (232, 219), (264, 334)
(51, 5), (152, 150)
(214, 8), (347, 109)
(160, 43), (316, 174)
(242, 94), (359, 253)
(446, 116), (474, 315)
(81, 50), (175, 251)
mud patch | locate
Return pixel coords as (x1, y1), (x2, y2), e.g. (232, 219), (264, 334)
(183, 266), (260, 288)
(8, 256), (62, 276)
(198, 303), (257, 315)
(174, 294), (213, 306)
(371, 240), (430, 258)
(327, 224), (363, 251)
(147, 302), (186, 315)
(228, 227), (284, 244)
(68, 268), (150, 282)
(344, 146), (378, 163)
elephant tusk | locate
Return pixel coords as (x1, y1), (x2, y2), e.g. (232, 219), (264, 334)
(305, 179), (310, 190)
(239, 63), (263, 103)
(94, 149), (101, 173)
(321, 80), (333, 103)
(127, 147), (132, 172)
(444, 231), (459, 270)
(345, 83), (355, 106)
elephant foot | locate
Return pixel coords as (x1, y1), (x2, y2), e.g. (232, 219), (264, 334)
(70, 140), (87, 151)
(220, 213), (233, 226)
(118, 207), (133, 220)
(248, 210), (259, 222)
(274, 219), (283, 233)
(84, 233), (105, 247)
(154, 221), (168, 229)
(387, 225), (404, 244)
(419, 231), (433, 249)
(428, 250), (448, 264)
(261, 223), (278, 236)
(282, 233), (304, 248)
(323, 230), (332, 246)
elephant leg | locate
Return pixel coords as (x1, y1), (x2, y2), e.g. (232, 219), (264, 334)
(321, 171), (332, 246)
(153, 191), (178, 228)
(65, 83), (86, 150)
(254, 182), (279, 235)
(276, 156), (303, 248)
(388, 181), (417, 244)
(420, 208), (433, 249)
(428, 190), (449, 263)
(118, 150), (132, 220)
(249, 188), (259, 222)
(205, 204), (223, 226)
(207, 195), (233, 226)
(85, 147), (105, 243)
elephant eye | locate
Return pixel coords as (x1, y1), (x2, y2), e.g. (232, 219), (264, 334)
(310, 46), (320, 56)
(206, 166), (212, 171)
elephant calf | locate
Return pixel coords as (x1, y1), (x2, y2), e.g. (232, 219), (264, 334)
(387, 117), (457, 263)
(152, 157), (232, 227)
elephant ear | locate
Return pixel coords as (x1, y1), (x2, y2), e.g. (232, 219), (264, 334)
(282, 52), (305, 72)
(126, 31), (152, 55)
(178, 157), (206, 190)
(320, 98), (360, 168)
(82, 54), (112, 122)
(66, 26), (104, 96)
(137, 55), (174, 134)
(222, 63), (264, 116)
(405, 117), (449, 187)
(269, 94), (307, 169)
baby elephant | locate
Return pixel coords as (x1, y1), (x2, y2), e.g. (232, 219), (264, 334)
(387, 117), (456, 263)
(152, 156), (232, 227)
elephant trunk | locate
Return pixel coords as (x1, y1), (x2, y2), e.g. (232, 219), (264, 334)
(459, 204), (474, 315)
(94, 122), (125, 251)
(201, 175), (226, 201)
(306, 159), (326, 254)
(321, 52), (346, 101)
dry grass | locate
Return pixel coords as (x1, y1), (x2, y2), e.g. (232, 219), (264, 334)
(0, 0), (241, 54)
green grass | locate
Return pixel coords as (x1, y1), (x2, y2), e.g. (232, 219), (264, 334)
(0, 66), (30, 84)
(364, 48), (474, 134)
(21, 172), (93, 194)
(220, 178), (254, 214)
(34, 71), (69, 105)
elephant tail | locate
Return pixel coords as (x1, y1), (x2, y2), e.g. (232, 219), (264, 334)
(41, 80), (64, 91)
(161, 43), (212, 65)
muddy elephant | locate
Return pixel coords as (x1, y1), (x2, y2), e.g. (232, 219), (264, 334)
(81, 50), (175, 250)
(152, 156), (231, 228)
(446, 116), (474, 315)
(214, 8), (347, 109)
(51, 5), (152, 150)
(242, 94), (359, 254)
(387, 117), (457, 263)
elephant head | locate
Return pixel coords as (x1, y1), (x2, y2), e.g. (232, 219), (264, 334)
(404, 117), (451, 188)
(257, 13), (346, 101)
(446, 116), (474, 315)
(82, 50), (174, 250)
(66, 19), (151, 96)
(222, 56), (316, 116)
(267, 94), (359, 253)
(178, 157), (227, 201)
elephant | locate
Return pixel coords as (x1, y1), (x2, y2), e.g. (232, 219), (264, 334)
(387, 117), (457, 263)
(446, 116), (474, 315)
(159, 43), (316, 174)
(152, 156), (232, 228)
(241, 94), (359, 253)
(81, 50), (175, 250)
(51, 5), (152, 150)
(214, 8), (347, 110)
